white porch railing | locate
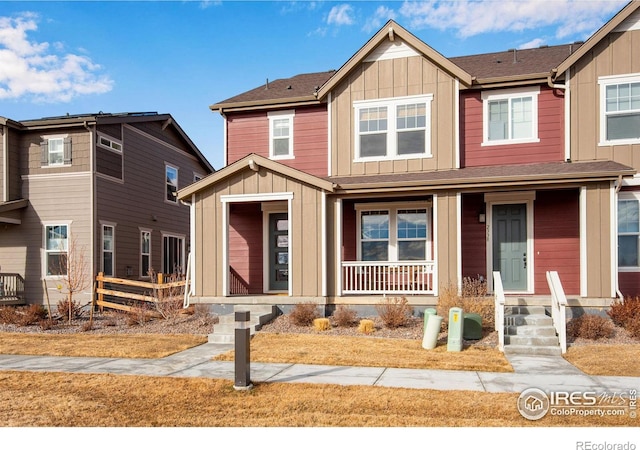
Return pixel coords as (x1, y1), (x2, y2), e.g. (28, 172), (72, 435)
(546, 270), (568, 354)
(342, 261), (435, 295)
(493, 271), (505, 352)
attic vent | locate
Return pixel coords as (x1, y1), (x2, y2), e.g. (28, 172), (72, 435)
(538, 45), (549, 48)
(265, 79), (269, 90)
(287, 85), (292, 90)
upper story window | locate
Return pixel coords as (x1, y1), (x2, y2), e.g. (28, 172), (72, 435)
(599, 73), (640, 145)
(482, 87), (540, 146)
(40, 136), (72, 167)
(166, 164), (178, 203)
(354, 95), (433, 161)
(618, 194), (640, 269)
(268, 110), (294, 159)
(98, 134), (123, 152)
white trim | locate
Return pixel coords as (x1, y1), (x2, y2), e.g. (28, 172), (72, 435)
(96, 172), (125, 184)
(221, 192), (293, 203)
(481, 86), (540, 146)
(485, 197), (535, 294)
(613, 8), (640, 32)
(222, 112), (228, 166)
(2, 125), (7, 203)
(363, 38), (420, 62)
(336, 198), (343, 297)
(42, 134), (70, 168)
(432, 194), (438, 297)
(321, 191), (327, 297)
(22, 171), (91, 180)
(288, 198), (293, 297)
(100, 221), (116, 277)
(189, 194), (196, 294)
(621, 176), (640, 187)
(139, 228), (152, 279)
(165, 163), (179, 205)
(42, 221), (72, 280)
(160, 232), (186, 274)
(96, 131), (123, 153)
(262, 208), (288, 294)
(580, 186), (587, 297)
(610, 181), (617, 298)
(564, 68), (571, 162)
(222, 201), (229, 296)
(455, 78), (460, 169)
(456, 192), (462, 293)
(268, 110), (295, 160)
(327, 91), (332, 177)
(598, 73), (640, 146)
(353, 94), (434, 162)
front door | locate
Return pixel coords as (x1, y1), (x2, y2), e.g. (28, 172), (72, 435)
(268, 213), (289, 291)
(492, 204), (527, 291)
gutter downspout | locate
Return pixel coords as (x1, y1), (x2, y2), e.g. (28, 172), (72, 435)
(85, 121), (96, 291)
(548, 69), (571, 162)
(614, 175), (624, 300)
(220, 111), (228, 167)
(2, 125), (8, 202)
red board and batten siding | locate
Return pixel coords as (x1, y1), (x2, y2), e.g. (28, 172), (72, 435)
(228, 203), (264, 294)
(461, 193), (487, 281)
(460, 86), (565, 168)
(533, 189), (580, 295)
(226, 105), (328, 178)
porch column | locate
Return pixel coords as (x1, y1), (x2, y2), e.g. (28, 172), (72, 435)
(336, 198), (343, 297)
(221, 200), (229, 297)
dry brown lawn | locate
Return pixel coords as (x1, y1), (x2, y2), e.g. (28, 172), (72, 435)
(214, 333), (514, 372)
(0, 371), (636, 427)
(563, 344), (640, 376)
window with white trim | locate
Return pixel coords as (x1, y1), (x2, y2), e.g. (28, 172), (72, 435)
(482, 87), (540, 145)
(357, 204), (430, 262)
(599, 74), (640, 144)
(102, 224), (115, 277)
(268, 110), (294, 159)
(165, 164), (178, 203)
(44, 224), (68, 276)
(618, 194), (640, 269)
(140, 230), (151, 277)
(40, 136), (72, 167)
(163, 234), (184, 274)
(354, 95), (432, 161)
(98, 134), (123, 152)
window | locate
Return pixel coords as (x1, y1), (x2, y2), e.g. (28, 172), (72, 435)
(618, 196), (640, 268)
(40, 136), (71, 167)
(166, 165), (178, 203)
(98, 134), (123, 152)
(599, 74), (640, 144)
(357, 205), (430, 262)
(140, 230), (151, 277)
(163, 234), (184, 274)
(354, 95), (432, 161)
(482, 87), (540, 145)
(44, 224), (68, 276)
(102, 224), (115, 277)
(268, 110), (294, 159)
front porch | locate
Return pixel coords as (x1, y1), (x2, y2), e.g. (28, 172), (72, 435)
(0, 273), (25, 305)
(340, 261), (435, 295)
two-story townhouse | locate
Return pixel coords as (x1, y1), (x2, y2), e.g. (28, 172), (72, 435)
(179, 9), (636, 316)
(0, 112), (214, 307)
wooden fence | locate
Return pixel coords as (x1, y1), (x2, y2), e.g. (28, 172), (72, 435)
(95, 272), (187, 313)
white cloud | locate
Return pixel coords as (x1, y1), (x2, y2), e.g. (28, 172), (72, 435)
(327, 4), (355, 26)
(519, 37), (546, 49)
(363, 5), (398, 33)
(398, 0), (629, 39)
(0, 13), (113, 102)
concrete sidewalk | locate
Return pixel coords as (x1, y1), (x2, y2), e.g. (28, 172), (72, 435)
(0, 342), (637, 394)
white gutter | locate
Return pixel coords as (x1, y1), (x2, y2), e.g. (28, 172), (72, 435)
(547, 70), (571, 162)
(327, 91), (332, 177)
(455, 78), (460, 169)
(190, 193), (196, 296)
(321, 191), (327, 297)
(220, 111), (228, 167)
(580, 186), (587, 297)
(2, 125), (8, 202)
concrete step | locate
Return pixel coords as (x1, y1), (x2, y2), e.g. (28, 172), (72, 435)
(208, 305), (277, 344)
(504, 324), (558, 336)
(504, 334), (560, 346)
(506, 305), (547, 316)
(504, 344), (562, 356)
(505, 314), (553, 327)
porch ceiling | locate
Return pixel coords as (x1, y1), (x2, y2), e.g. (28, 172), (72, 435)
(328, 160), (635, 193)
(0, 199), (28, 224)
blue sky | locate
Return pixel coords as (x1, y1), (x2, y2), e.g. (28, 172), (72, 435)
(0, 0), (631, 170)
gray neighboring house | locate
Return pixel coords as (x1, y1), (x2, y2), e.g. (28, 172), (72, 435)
(0, 112), (214, 307)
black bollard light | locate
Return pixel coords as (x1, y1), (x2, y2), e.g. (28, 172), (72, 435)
(234, 310), (253, 390)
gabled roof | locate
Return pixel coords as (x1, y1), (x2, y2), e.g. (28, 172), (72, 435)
(178, 153), (334, 201)
(10, 112), (214, 173)
(210, 71), (335, 113)
(316, 20), (473, 100)
(554, 0), (640, 77)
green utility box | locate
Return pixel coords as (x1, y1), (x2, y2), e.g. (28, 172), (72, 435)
(463, 313), (483, 340)
(423, 308), (437, 333)
(447, 307), (464, 352)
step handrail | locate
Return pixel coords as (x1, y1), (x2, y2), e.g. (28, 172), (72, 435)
(493, 271), (505, 352)
(546, 270), (567, 354)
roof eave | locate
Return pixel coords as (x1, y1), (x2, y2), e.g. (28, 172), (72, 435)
(210, 96), (321, 113)
(468, 73), (554, 89)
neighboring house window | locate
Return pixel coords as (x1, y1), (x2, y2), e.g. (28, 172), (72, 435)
(102, 224), (115, 277)
(163, 234), (184, 274)
(482, 87), (540, 145)
(268, 110), (294, 159)
(618, 195), (640, 269)
(357, 205), (430, 262)
(354, 95), (433, 161)
(166, 164), (178, 203)
(40, 136), (72, 167)
(44, 224), (68, 276)
(193, 173), (204, 182)
(140, 230), (151, 277)
(599, 74), (640, 144)
(98, 134), (123, 152)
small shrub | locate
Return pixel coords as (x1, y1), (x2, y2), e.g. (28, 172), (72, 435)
(607, 296), (640, 328)
(39, 319), (54, 331)
(626, 316), (640, 339)
(193, 304), (216, 327)
(81, 320), (95, 332)
(437, 278), (493, 330)
(148, 270), (185, 320)
(16, 305), (48, 326)
(57, 297), (83, 322)
(376, 297), (413, 329)
(567, 314), (615, 340)
(127, 305), (153, 326)
(313, 318), (331, 331)
(332, 305), (358, 327)
(289, 302), (320, 326)
(358, 319), (375, 334)
(0, 306), (19, 324)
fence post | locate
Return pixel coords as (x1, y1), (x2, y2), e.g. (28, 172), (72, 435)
(97, 272), (104, 312)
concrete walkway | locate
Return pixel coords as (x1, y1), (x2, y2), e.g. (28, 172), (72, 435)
(0, 343), (637, 394)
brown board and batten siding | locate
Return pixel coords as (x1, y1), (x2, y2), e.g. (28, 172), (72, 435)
(570, 27), (640, 168)
(226, 105), (328, 178)
(330, 55), (459, 177)
(192, 167), (325, 299)
(584, 181), (614, 298)
(460, 86), (565, 167)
